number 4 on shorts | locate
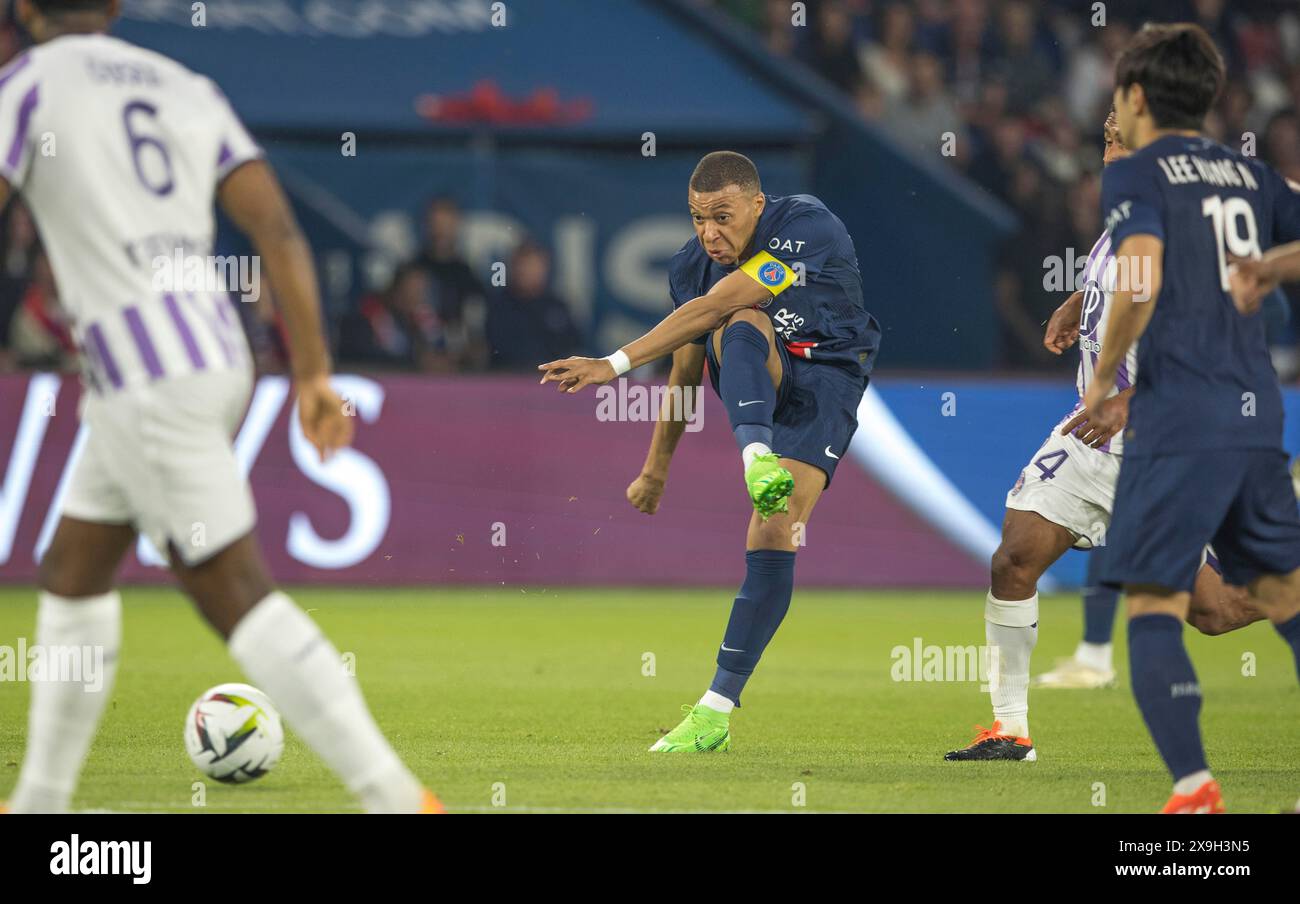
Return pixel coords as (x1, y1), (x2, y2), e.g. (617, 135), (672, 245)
(1033, 449), (1068, 480)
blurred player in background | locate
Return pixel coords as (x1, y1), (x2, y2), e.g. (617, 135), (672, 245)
(539, 151), (879, 752)
(1086, 23), (1300, 813)
(945, 110), (1261, 763)
(0, 0), (438, 814)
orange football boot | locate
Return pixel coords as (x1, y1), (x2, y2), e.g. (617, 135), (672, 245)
(1160, 779), (1225, 814)
(944, 720), (1036, 761)
(420, 789), (446, 814)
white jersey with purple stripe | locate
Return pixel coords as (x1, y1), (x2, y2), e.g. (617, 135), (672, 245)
(0, 34), (260, 394)
(1069, 229), (1138, 455)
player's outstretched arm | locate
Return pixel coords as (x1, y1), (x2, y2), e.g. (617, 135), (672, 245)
(627, 343), (706, 515)
(1043, 290), (1084, 355)
(1084, 234), (1163, 419)
(538, 270), (769, 393)
(1230, 242), (1300, 315)
(218, 160), (353, 461)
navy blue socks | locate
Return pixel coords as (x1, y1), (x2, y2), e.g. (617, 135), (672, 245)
(718, 322), (775, 456)
(709, 549), (797, 706)
(1274, 610), (1300, 684)
(1128, 613), (1208, 781)
(1082, 581), (1120, 645)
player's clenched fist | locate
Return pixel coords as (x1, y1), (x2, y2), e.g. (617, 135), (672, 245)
(537, 356), (617, 393)
(626, 473), (666, 514)
(297, 374), (355, 462)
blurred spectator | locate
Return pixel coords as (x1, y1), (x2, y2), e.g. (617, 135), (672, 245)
(988, 0), (1057, 116)
(886, 51), (966, 158)
(8, 249), (76, 371)
(408, 196), (488, 371)
(861, 2), (914, 107)
(338, 263), (456, 373)
(716, 0), (1300, 373)
(1263, 108), (1300, 184)
(485, 240), (582, 372)
(800, 1), (866, 94)
(0, 200), (39, 370)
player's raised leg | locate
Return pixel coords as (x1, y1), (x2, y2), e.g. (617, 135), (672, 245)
(1244, 568), (1300, 682)
(1185, 549), (1265, 636)
(651, 458), (823, 752)
(712, 308), (793, 519)
(6, 517), (135, 814)
(946, 509), (1074, 761)
(168, 530), (439, 813)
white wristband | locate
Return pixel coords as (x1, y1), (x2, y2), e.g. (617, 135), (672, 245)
(604, 349), (631, 376)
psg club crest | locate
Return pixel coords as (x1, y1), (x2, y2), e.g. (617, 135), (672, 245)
(758, 260), (786, 286)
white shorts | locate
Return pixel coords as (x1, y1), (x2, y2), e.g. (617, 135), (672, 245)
(1005, 423), (1119, 550)
(61, 367), (256, 566)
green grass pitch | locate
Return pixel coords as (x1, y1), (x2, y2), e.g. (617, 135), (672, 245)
(1, 586), (1296, 813)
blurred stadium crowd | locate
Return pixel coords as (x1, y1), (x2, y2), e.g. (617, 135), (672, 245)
(1, 0), (1298, 377)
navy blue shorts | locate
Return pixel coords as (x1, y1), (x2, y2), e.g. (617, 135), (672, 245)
(704, 336), (867, 487)
(1100, 448), (1300, 591)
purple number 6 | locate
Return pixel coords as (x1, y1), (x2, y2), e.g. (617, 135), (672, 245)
(123, 100), (174, 196)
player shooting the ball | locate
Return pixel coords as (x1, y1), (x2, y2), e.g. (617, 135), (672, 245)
(538, 152), (880, 752)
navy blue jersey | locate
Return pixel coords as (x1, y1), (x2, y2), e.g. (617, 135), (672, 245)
(667, 193), (880, 377)
(1101, 134), (1300, 456)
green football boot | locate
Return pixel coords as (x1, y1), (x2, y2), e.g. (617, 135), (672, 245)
(649, 703), (731, 752)
(745, 452), (794, 521)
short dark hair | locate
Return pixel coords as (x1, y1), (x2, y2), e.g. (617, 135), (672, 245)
(1115, 23), (1224, 130)
(689, 151), (761, 194)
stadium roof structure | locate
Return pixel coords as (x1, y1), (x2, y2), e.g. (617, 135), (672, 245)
(114, 0), (819, 142)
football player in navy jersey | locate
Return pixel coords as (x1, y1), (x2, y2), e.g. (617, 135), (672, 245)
(1083, 23), (1300, 813)
(538, 152), (879, 751)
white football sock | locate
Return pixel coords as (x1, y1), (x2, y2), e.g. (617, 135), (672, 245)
(699, 690), (735, 714)
(228, 592), (425, 814)
(9, 591), (121, 814)
(1174, 769), (1213, 796)
(985, 591), (1039, 739)
(741, 442), (772, 470)
(1074, 640), (1113, 673)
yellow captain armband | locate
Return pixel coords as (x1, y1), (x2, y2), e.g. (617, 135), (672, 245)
(739, 251), (797, 297)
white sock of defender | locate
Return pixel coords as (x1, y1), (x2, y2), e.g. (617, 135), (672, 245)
(9, 591), (121, 814)
(741, 442), (772, 470)
(1074, 640), (1113, 673)
(699, 690), (735, 714)
(985, 591), (1038, 740)
(228, 592), (424, 814)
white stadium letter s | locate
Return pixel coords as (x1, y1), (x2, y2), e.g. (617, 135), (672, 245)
(287, 375), (390, 569)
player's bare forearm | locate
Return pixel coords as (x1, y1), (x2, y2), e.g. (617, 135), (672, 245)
(539, 271), (769, 394)
(623, 270), (770, 370)
(640, 344), (705, 478)
(218, 161), (332, 382)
